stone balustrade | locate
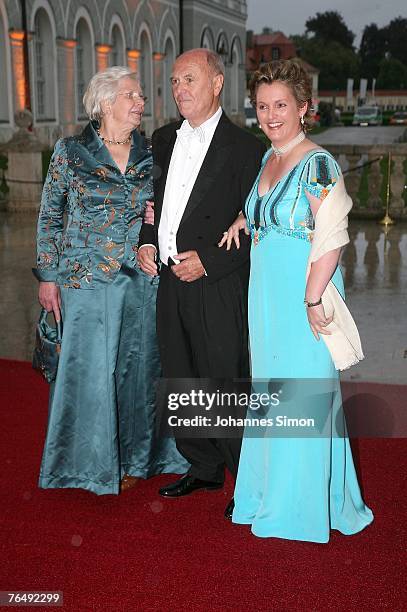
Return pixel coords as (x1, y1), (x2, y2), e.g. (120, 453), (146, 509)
(323, 144), (407, 220)
(0, 138), (406, 218)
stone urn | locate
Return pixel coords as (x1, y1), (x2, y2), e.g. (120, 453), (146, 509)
(0, 109), (47, 212)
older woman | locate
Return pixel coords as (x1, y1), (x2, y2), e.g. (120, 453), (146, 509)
(34, 66), (188, 495)
(220, 60), (373, 542)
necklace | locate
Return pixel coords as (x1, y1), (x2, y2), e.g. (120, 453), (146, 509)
(97, 129), (131, 145)
(271, 130), (305, 156)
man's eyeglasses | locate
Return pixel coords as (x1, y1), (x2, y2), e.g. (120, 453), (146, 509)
(117, 91), (148, 103)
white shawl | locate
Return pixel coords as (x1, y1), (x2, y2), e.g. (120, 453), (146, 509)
(306, 176), (364, 371)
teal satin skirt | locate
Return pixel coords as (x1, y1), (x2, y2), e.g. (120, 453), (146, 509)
(39, 266), (188, 495)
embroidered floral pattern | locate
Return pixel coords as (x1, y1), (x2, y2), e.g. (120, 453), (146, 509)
(36, 122), (154, 289)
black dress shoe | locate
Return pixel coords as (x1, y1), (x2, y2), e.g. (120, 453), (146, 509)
(224, 498), (235, 520)
(159, 474), (223, 497)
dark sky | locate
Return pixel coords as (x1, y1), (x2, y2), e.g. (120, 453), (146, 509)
(247, 0), (406, 46)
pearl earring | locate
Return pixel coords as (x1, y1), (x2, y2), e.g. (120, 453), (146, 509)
(300, 115), (305, 126)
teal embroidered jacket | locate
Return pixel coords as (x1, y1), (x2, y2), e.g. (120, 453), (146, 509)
(34, 121), (153, 289)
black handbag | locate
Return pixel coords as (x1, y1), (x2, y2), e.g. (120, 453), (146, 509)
(32, 308), (62, 383)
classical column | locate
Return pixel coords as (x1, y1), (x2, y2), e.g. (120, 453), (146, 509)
(238, 62), (246, 124)
(153, 52), (165, 127)
(56, 38), (77, 135)
(96, 44), (112, 72)
(8, 30), (26, 112)
(127, 49), (141, 73)
(223, 61), (232, 114)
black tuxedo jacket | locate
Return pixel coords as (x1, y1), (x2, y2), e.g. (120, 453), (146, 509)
(139, 111), (266, 283)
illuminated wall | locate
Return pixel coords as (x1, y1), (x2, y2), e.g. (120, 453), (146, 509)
(0, 6), (10, 122)
(0, 1), (247, 143)
(96, 44), (112, 72)
(9, 30), (26, 112)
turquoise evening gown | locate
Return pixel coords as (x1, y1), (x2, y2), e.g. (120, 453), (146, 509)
(232, 149), (373, 542)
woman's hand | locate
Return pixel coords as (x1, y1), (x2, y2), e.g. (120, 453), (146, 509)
(144, 200), (154, 225)
(39, 282), (61, 322)
(218, 211), (249, 250)
(306, 303), (333, 341)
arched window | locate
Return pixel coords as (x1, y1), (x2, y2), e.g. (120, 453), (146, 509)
(216, 32), (228, 63)
(33, 9), (56, 120)
(76, 18), (93, 119)
(111, 24), (125, 66)
(0, 9), (9, 122)
(139, 29), (153, 117)
(216, 32), (229, 106)
(200, 27), (214, 50)
(163, 35), (177, 120)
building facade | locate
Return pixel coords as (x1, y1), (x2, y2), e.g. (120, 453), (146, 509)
(246, 29), (297, 67)
(0, 0), (248, 145)
(246, 28), (319, 98)
(318, 90), (407, 112)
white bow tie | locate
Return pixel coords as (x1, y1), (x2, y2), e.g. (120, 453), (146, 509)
(177, 122), (205, 144)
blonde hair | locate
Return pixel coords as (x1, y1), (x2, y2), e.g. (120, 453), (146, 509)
(249, 59), (314, 131)
(83, 66), (140, 121)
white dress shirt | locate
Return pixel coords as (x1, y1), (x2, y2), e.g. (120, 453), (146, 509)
(158, 107), (223, 265)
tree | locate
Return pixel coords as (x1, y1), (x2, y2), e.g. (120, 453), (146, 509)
(377, 57), (407, 89)
(359, 24), (386, 82)
(292, 35), (360, 90)
(305, 11), (355, 49)
(384, 18), (407, 66)
(359, 18), (407, 87)
(292, 11), (359, 89)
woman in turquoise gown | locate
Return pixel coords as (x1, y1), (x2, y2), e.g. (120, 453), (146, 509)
(222, 60), (373, 542)
(35, 67), (188, 495)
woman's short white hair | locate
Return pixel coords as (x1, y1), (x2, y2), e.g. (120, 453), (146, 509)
(83, 66), (140, 121)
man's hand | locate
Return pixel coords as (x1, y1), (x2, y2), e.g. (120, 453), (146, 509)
(39, 282), (61, 322)
(138, 246), (158, 276)
(172, 251), (206, 282)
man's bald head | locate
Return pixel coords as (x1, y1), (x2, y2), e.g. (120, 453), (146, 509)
(171, 48), (225, 127)
(177, 48), (225, 79)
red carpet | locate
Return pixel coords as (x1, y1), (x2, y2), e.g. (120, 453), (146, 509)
(0, 359), (405, 611)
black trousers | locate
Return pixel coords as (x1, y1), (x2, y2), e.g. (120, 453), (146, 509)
(156, 264), (250, 483)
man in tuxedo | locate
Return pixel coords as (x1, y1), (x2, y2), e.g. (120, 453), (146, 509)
(138, 48), (265, 518)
